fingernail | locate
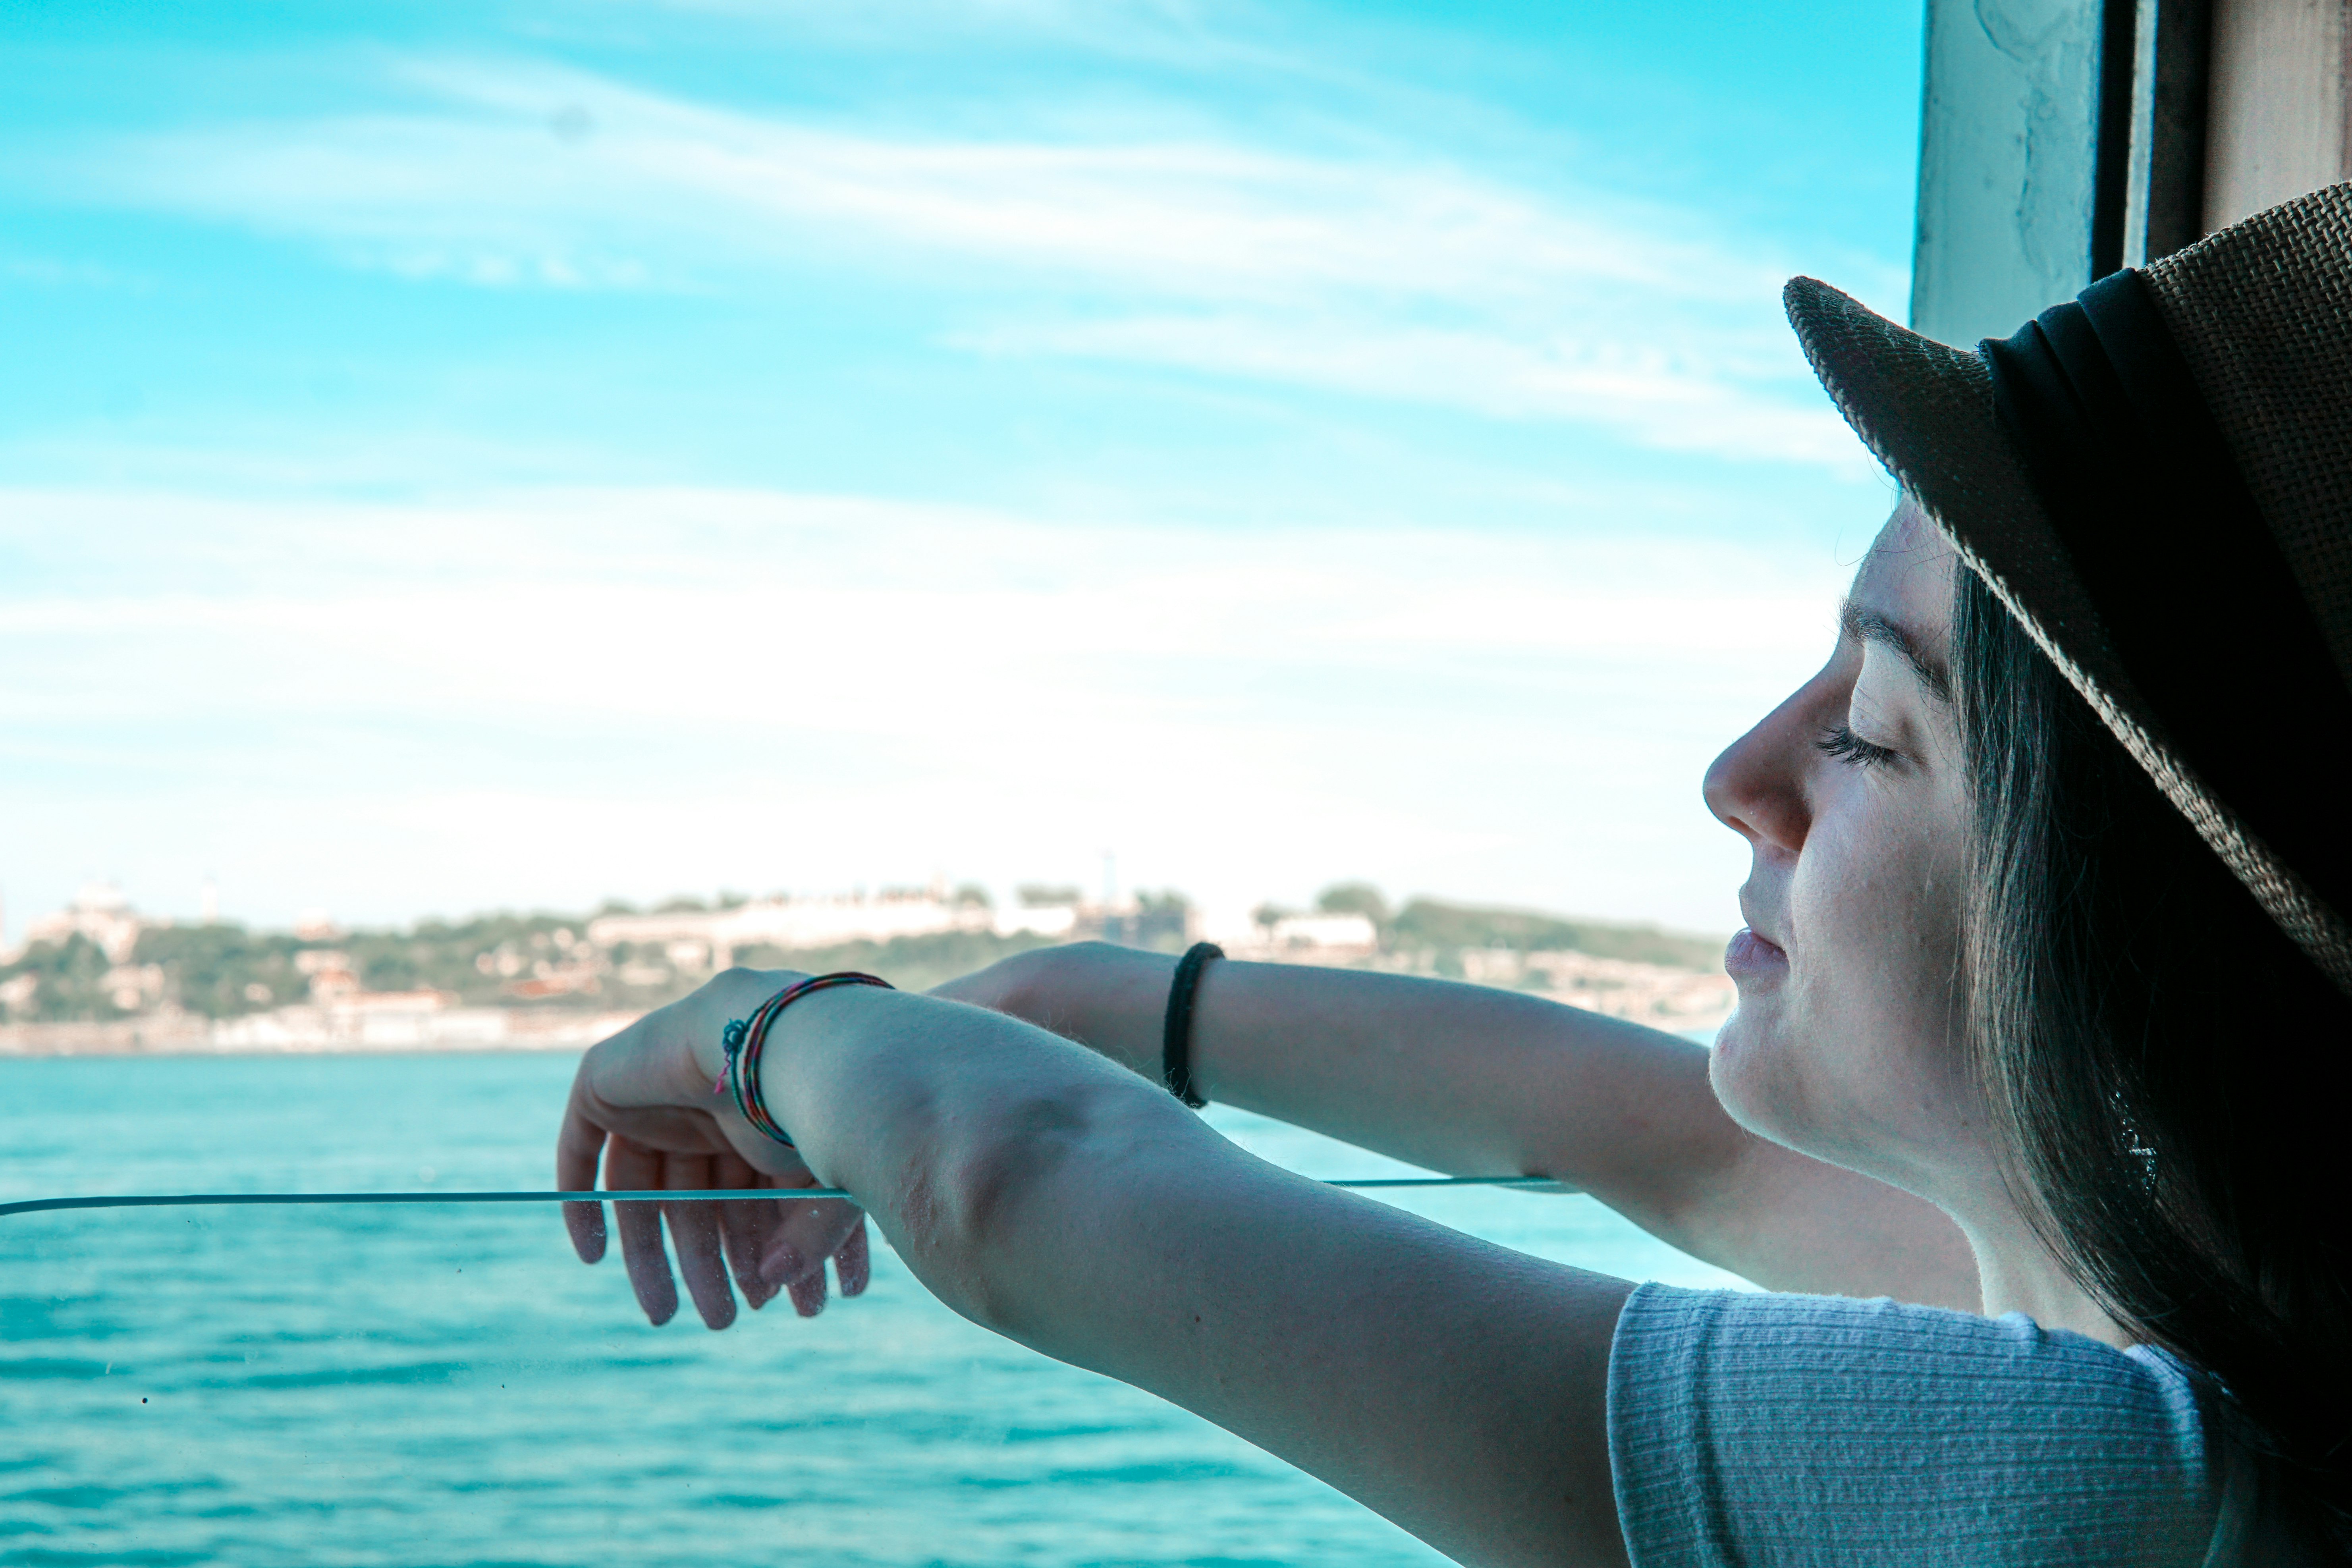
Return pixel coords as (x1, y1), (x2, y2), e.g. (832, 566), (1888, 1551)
(763, 1242), (806, 1286)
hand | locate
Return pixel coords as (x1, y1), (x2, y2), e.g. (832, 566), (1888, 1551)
(557, 968), (873, 1329)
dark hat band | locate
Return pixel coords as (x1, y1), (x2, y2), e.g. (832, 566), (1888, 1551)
(1982, 270), (2352, 925)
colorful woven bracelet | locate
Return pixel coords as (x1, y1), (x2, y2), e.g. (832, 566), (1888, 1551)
(713, 972), (893, 1148)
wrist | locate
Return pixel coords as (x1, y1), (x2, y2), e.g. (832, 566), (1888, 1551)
(1045, 942), (1181, 1079)
(936, 943), (1180, 1079)
(685, 1006), (729, 1097)
(680, 970), (774, 1101)
(681, 966), (814, 1117)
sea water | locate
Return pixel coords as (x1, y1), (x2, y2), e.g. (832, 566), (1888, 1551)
(0, 1051), (1743, 1567)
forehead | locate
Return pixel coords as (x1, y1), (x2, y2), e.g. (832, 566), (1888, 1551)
(1851, 501), (1958, 649)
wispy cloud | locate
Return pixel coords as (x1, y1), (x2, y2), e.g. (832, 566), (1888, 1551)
(62, 57), (1878, 474)
(0, 483), (1839, 711)
(963, 314), (1863, 467)
(0, 485), (1841, 928)
(0, 252), (154, 292)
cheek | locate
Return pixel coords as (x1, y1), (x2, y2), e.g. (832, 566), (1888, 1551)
(1711, 784), (1970, 1163)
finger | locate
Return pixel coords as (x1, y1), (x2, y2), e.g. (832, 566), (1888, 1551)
(779, 1193), (866, 1269)
(715, 1115), (821, 1186)
(835, 1217), (871, 1298)
(756, 1206), (813, 1307)
(557, 1095), (609, 1264)
(663, 1153), (738, 1332)
(764, 1197), (862, 1318)
(758, 1208), (807, 1298)
(712, 1152), (780, 1310)
(785, 1255), (828, 1318)
(606, 1136), (678, 1327)
(733, 1202), (787, 1311)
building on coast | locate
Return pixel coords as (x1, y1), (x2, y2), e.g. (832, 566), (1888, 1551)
(584, 886), (1181, 972)
(14, 881), (152, 965)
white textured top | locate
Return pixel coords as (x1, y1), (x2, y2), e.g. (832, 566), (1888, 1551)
(1606, 1283), (2302, 1566)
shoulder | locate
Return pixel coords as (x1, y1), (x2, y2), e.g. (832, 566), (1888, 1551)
(1607, 1284), (2225, 1567)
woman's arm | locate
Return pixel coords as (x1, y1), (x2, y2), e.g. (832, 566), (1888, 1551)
(559, 972), (1636, 1568)
(936, 943), (1978, 1308)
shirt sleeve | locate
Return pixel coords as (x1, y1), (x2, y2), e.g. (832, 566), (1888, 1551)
(1606, 1283), (2223, 1567)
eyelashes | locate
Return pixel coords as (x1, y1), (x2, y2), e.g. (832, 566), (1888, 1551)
(1815, 722), (1901, 770)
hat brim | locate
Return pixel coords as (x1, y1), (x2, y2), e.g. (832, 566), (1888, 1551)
(1784, 277), (2352, 993)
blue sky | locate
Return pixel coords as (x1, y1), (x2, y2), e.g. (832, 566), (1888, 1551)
(0, 1), (1921, 937)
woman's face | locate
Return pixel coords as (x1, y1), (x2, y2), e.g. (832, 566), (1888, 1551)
(1702, 504), (1989, 1200)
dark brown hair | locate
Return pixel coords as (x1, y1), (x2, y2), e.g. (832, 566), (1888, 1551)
(1953, 566), (2352, 1553)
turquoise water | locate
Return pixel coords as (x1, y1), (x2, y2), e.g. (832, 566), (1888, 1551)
(0, 1052), (1743, 1566)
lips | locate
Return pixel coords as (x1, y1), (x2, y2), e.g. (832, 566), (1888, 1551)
(1724, 926), (1789, 982)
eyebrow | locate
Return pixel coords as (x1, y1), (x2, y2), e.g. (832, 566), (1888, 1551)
(1839, 598), (1952, 702)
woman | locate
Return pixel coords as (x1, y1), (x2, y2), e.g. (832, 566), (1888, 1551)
(556, 185), (2352, 1563)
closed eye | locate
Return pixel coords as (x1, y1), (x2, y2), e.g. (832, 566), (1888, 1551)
(1816, 722), (1901, 770)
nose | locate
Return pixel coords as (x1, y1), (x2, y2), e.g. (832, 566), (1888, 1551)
(1702, 679), (1823, 858)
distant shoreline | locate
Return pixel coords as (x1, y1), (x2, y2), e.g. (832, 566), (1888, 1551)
(0, 1008), (634, 1060)
(0, 976), (1732, 1061)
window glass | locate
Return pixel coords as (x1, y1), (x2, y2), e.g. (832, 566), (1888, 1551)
(5, 2), (1919, 1558)
(4, 1053), (1739, 1566)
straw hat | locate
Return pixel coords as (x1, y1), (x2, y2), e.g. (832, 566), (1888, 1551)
(1786, 183), (2352, 995)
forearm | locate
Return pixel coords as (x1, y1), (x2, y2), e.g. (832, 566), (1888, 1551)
(949, 945), (1978, 1306)
(755, 985), (1156, 1307)
(760, 982), (1632, 1568)
(1200, 962), (1727, 1184)
(955, 940), (1712, 1171)
(980, 1126), (1634, 1568)
(959, 943), (1749, 1221)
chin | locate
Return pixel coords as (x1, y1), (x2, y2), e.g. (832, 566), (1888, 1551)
(1707, 997), (1810, 1148)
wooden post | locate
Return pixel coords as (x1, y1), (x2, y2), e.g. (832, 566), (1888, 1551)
(2202, 0), (2352, 229)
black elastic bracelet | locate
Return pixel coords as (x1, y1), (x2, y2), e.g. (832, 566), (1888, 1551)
(1160, 941), (1223, 1109)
